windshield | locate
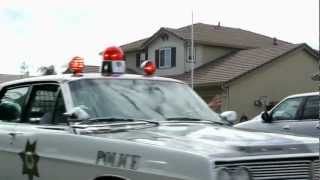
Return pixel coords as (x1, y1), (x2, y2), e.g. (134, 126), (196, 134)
(68, 79), (223, 123)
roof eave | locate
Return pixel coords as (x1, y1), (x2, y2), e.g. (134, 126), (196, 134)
(193, 81), (225, 88)
(300, 43), (320, 60)
(140, 28), (186, 49)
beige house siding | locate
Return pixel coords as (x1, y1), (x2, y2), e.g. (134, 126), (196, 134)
(227, 49), (318, 119)
(125, 51), (143, 74)
(195, 85), (223, 102)
(199, 45), (234, 65)
(195, 85), (231, 111)
(124, 34), (185, 76)
(148, 34), (185, 76)
(125, 37), (235, 76)
(185, 45), (234, 72)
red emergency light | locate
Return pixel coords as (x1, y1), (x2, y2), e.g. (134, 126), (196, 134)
(102, 46), (124, 61)
(101, 46), (125, 75)
(69, 56), (85, 74)
(141, 60), (156, 76)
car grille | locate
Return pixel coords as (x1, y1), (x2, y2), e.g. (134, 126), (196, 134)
(314, 160), (320, 179)
(215, 157), (320, 180)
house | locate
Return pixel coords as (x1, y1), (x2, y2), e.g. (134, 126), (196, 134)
(119, 23), (319, 119)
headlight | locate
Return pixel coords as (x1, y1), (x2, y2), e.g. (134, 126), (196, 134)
(234, 167), (252, 180)
(216, 168), (232, 180)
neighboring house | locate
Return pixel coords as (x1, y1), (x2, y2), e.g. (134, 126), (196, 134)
(118, 23), (319, 119)
(0, 74), (24, 84)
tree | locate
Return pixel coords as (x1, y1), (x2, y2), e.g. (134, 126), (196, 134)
(20, 61), (30, 78)
(37, 65), (57, 75)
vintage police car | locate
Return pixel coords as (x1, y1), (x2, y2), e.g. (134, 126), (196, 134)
(0, 47), (319, 180)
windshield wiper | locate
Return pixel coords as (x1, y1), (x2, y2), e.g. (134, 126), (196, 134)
(75, 117), (160, 126)
(166, 117), (225, 125)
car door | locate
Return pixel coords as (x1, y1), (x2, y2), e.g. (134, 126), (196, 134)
(0, 86), (30, 180)
(10, 83), (64, 180)
(267, 96), (305, 136)
(291, 95), (320, 137)
(12, 83), (102, 180)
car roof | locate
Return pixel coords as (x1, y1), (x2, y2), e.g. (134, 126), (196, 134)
(0, 73), (185, 87)
(286, 92), (319, 99)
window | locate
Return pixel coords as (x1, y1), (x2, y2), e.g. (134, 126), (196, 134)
(25, 84), (60, 124)
(0, 86), (29, 121)
(155, 47), (176, 69)
(52, 92), (67, 124)
(160, 48), (171, 68)
(271, 97), (304, 120)
(2, 87), (29, 107)
(302, 96), (319, 120)
(68, 79), (222, 124)
(187, 47), (196, 63)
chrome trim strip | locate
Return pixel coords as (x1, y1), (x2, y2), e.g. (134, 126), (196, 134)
(213, 153), (318, 162)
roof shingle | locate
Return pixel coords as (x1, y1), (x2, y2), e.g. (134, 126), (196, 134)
(120, 38), (148, 52)
(169, 23), (289, 48)
(171, 44), (303, 85)
(120, 23), (290, 52)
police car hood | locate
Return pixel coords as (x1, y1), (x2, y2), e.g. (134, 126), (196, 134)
(96, 123), (319, 158)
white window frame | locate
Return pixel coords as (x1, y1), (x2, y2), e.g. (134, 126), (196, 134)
(187, 47), (196, 63)
(159, 47), (172, 69)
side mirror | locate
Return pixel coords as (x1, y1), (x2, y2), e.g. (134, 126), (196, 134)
(0, 101), (21, 121)
(261, 111), (272, 123)
(64, 106), (90, 121)
(220, 111), (237, 125)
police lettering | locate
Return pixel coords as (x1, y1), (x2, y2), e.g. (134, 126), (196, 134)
(96, 151), (141, 170)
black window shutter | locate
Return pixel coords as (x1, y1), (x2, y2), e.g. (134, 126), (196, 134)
(155, 49), (159, 68)
(145, 50), (148, 60)
(136, 53), (140, 67)
(171, 47), (176, 67)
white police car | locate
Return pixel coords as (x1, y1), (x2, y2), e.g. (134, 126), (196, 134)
(0, 47), (319, 180)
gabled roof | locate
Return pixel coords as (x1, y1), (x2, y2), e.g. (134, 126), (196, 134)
(121, 23), (290, 52)
(120, 38), (149, 52)
(171, 43), (316, 86)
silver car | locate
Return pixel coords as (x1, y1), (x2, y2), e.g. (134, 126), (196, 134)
(235, 92), (320, 137)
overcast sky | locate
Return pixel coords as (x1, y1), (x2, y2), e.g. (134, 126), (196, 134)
(0, 0), (318, 75)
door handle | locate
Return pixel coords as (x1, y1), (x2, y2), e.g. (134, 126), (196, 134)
(283, 125), (290, 130)
(8, 132), (23, 144)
